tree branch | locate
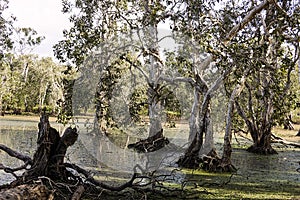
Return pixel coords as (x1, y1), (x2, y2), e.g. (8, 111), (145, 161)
(64, 163), (138, 192)
(224, 0), (271, 44)
(0, 144), (32, 165)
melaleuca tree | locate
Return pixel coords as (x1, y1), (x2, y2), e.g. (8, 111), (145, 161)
(170, 0), (239, 170)
(54, 0), (179, 138)
(220, 0), (300, 155)
(171, 0), (298, 171)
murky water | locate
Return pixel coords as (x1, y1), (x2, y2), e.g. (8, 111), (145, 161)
(0, 116), (187, 185)
(0, 116), (299, 195)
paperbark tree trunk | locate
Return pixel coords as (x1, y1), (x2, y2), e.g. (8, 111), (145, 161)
(220, 76), (246, 171)
(188, 88), (200, 143)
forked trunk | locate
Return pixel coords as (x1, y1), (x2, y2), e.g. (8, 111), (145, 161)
(177, 95), (211, 169)
(247, 129), (277, 154)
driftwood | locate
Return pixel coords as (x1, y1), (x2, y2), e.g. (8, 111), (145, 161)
(19, 114), (78, 183)
(127, 129), (170, 153)
(0, 114), (80, 198)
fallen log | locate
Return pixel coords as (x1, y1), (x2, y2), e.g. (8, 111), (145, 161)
(271, 134), (300, 148)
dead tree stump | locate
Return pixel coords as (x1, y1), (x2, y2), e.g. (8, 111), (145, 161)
(15, 114), (78, 184)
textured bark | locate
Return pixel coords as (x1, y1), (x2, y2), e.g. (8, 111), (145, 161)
(19, 114), (78, 183)
(199, 106), (214, 156)
(188, 89), (200, 143)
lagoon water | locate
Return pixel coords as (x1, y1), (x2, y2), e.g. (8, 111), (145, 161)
(0, 115), (299, 198)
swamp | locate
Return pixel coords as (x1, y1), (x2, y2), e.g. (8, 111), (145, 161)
(1, 0), (300, 199)
(0, 115), (299, 199)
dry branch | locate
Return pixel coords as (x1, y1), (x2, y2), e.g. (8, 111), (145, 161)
(0, 144), (32, 165)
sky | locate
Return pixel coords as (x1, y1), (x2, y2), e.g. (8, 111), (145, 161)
(7, 0), (174, 60)
(7, 0), (71, 58)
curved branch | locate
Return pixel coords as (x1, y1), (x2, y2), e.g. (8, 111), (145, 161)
(64, 163), (138, 192)
(0, 144), (32, 165)
(224, 0), (271, 44)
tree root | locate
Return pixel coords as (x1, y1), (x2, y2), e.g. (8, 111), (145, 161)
(201, 149), (237, 173)
(247, 145), (278, 155)
(177, 152), (201, 169)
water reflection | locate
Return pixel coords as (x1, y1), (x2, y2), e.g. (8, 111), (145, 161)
(0, 117), (187, 184)
(0, 117), (299, 188)
(70, 127), (185, 173)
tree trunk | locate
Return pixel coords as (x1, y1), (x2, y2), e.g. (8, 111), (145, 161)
(148, 85), (163, 137)
(199, 104), (214, 156)
(16, 114), (78, 183)
(247, 130), (277, 154)
(177, 92), (211, 169)
(188, 88), (200, 143)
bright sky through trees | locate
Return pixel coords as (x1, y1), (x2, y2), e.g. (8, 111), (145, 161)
(7, 0), (71, 58)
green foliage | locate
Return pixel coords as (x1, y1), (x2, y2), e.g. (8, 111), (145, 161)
(0, 54), (66, 115)
(0, 0), (15, 57)
(129, 86), (148, 122)
(217, 1), (300, 136)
